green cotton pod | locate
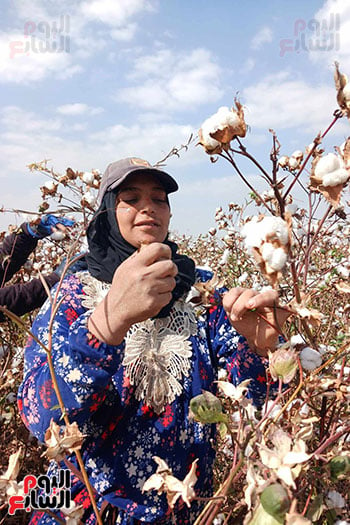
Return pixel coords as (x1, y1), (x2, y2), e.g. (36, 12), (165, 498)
(246, 503), (284, 525)
(260, 483), (290, 519)
(189, 391), (228, 425)
(329, 455), (350, 480)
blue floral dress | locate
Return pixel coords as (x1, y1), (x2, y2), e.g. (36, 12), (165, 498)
(18, 269), (272, 524)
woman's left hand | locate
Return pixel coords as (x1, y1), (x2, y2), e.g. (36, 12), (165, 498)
(222, 288), (290, 357)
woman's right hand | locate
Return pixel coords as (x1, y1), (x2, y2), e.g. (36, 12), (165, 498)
(88, 243), (177, 345)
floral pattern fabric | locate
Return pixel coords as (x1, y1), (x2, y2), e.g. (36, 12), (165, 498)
(18, 269), (273, 524)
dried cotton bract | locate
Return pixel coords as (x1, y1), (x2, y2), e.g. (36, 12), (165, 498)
(199, 101), (246, 154)
(43, 419), (85, 461)
(142, 456), (198, 509)
(334, 62), (350, 118)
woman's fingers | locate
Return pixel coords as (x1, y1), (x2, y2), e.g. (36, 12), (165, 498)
(222, 287), (278, 321)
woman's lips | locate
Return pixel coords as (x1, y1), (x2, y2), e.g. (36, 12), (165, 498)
(134, 221), (159, 228)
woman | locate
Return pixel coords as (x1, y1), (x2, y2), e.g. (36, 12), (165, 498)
(18, 157), (281, 524)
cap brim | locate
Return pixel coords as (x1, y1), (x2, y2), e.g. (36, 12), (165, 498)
(107, 166), (178, 194)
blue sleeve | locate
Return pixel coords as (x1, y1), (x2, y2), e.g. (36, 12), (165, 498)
(17, 274), (125, 441)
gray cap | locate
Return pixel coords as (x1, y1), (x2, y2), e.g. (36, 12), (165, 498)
(97, 157), (178, 205)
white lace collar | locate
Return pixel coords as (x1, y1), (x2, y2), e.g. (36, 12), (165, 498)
(79, 273), (198, 414)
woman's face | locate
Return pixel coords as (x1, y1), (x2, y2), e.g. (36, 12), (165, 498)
(115, 172), (171, 247)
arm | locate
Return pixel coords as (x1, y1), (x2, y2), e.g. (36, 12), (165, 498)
(18, 274), (126, 441)
(0, 272), (59, 320)
(0, 224), (37, 285)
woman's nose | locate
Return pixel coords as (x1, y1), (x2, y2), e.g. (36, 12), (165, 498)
(140, 198), (155, 214)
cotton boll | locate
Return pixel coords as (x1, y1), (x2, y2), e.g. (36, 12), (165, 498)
(278, 156), (289, 168)
(241, 218), (264, 248)
(300, 347), (322, 371)
(261, 242), (275, 263)
(322, 168), (349, 187)
(82, 191), (97, 207)
(288, 157), (299, 170)
(269, 247), (288, 271)
(291, 150), (303, 161)
(50, 231), (65, 241)
(315, 153), (343, 177)
(82, 172), (95, 184)
(262, 217), (289, 245)
(219, 249), (230, 265)
(326, 490), (346, 509)
(44, 181), (57, 191)
(337, 265), (350, 278)
(238, 271), (249, 284)
(290, 334), (306, 347)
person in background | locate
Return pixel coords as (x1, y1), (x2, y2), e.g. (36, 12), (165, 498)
(0, 214), (85, 321)
(18, 158), (286, 524)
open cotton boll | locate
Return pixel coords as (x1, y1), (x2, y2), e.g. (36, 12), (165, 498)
(278, 155), (289, 168)
(44, 181), (57, 191)
(219, 248), (230, 265)
(82, 191), (97, 207)
(242, 216), (289, 249)
(262, 216), (289, 245)
(261, 242), (275, 262)
(291, 150), (303, 160)
(315, 153), (343, 177)
(82, 171), (95, 184)
(269, 247), (288, 271)
(241, 217), (264, 248)
(213, 106), (240, 130)
(326, 490), (346, 510)
(200, 120), (221, 150)
(300, 347), (322, 371)
(261, 244), (287, 271)
(290, 334), (305, 347)
(50, 231), (66, 241)
(288, 157), (299, 170)
(322, 168), (349, 187)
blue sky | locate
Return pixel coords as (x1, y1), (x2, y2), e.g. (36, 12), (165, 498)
(1, 0), (349, 235)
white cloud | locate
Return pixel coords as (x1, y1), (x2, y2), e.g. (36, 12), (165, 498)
(242, 71), (338, 132)
(117, 48), (223, 111)
(251, 26), (273, 50)
(80, 0), (155, 27)
(0, 31), (75, 84)
(1, 106), (62, 132)
(110, 23), (137, 41)
(57, 103), (104, 116)
(308, 0), (350, 71)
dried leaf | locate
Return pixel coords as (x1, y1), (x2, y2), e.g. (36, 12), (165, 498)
(0, 449), (22, 483)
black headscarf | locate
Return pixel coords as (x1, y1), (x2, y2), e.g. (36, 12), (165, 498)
(86, 191), (195, 318)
